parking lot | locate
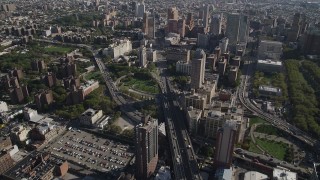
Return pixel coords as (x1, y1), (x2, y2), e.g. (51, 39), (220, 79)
(46, 129), (134, 173)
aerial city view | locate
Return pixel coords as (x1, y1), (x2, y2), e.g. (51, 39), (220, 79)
(0, 0), (320, 179)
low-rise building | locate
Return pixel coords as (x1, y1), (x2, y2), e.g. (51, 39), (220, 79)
(79, 108), (103, 126)
(0, 101), (8, 112)
(273, 168), (297, 180)
(10, 125), (31, 145)
(258, 85), (282, 97)
(0, 151), (14, 175)
(102, 39), (132, 59)
(29, 122), (58, 143)
(256, 59), (282, 73)
(258, 40), (283, 60)
(3, 151), (69, 180)
(244, 171), (268, 180)
(66, 80), (99, 105)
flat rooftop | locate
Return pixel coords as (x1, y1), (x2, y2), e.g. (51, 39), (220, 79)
(273, 168), (297, 180)
(259, 85), (281, 93)
(258, 59), (282, 66)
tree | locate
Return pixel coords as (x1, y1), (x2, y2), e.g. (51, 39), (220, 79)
(107, 124), (122, 134)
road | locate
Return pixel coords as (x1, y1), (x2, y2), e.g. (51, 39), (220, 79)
(237, 59), (318, 148)
(158, 61), (202, 180)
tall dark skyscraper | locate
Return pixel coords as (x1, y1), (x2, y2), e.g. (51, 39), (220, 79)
(214, 120), (237, 168)
(135, 116), (159, 179)
(225, 13), (249, 45)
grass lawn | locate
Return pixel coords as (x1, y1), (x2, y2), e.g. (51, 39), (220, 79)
(255, 124), (281, 136)
(248, 141), (263, 154)
(249, 117), (266, 127)
(122, 77), (159, 94)
(256, 138), (287, 160)
(85, 71), (101, 80)
(44, 46), (73, 54)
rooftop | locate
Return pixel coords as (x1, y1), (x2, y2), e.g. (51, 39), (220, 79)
(3, 151), (67, 180)
(81, 108), (99, 117)
(259, 85), (282, 93)
(258, 59), (282, 66)
(244, 171), (268, 180)
(273, 168), (297, 180)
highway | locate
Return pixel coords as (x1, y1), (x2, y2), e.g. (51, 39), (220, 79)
(237, 59), (318, 148)
(94, 56), (143, 124)
(158, 62), (202, 180)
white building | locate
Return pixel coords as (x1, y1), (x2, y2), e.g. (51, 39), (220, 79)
(259, 85), (282, 97)
(10, 125), (31, 144)
(258, 40), (283, 60)
(0, 101), (8, 112)
(176, 61), (191, 75)
(96, 116), (110, 129)
(23, 108), (43, 123)
(139, 46), (147, 68)
(79, 108), (103, 126)
(102, 40), (132, 59)
(244, 171), (268, 180)
(147, 49), (157, 62)
(256, 59), (283, 73)
(273, 168), (297, 180)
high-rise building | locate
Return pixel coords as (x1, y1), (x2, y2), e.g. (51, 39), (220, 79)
(197, 33), (210, 49)
(302, 26), (320, 55)
(214, 120), (237, 168)
(238, 15), (249, 43)
(287, 13), (303, 42)
(143, 12), (155, 39)
(228, 66), (238, 84)
(202, 5), (210, 28)
(9, 85), (29, 104)
(31, 60), (46, 72)
(218, 57), (227, 76)
(9, 68), (23, 80)
(191, 49), (206, 89)
(34, 90), (53, 110)
(225, 13), (240, 44)
(219, 37), (229, 54)
(139, 46), (147, 68)
(225, 13), (248, 45)
(167, 19), (178, 34)
(43, 72), (57, 88)
(210, 14), (222, 35)
(186, 12), (194, 29)
(167, 7), (178, 20)
(178, 18), (186, 37)
(135, 1), (145, 18)
(135, 116), (158, 180)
